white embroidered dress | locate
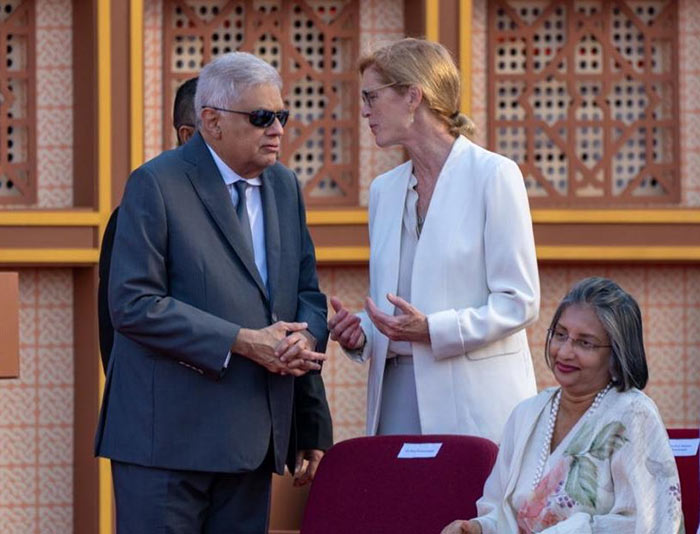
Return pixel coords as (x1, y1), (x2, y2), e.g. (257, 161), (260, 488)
(474, 387), (684, 533)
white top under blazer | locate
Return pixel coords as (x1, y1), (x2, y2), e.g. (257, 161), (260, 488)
(347, 136), (540, 442)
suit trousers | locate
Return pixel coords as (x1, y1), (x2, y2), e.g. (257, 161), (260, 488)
(112, 460), (272, 534)
(377, 355), (421, 435)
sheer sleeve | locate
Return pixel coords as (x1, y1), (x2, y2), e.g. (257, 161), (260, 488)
(474, 405), (522, 534)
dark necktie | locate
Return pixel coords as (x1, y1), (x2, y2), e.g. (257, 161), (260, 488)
(233, 180), (254, 254)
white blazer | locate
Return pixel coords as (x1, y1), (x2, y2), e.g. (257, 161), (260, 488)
(348, 136), (540, 442)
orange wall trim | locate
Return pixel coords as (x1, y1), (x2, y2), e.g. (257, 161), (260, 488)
(0, 272), (19, 378)
(98, 0), (114, 532)
(0, 249), (99, 264)
(536, 246), (700, 261)
(0, 210), (101, 226)
(315, 245), (700, 263)
(306, 208), (700, 226)
(426, 0), (439, 41)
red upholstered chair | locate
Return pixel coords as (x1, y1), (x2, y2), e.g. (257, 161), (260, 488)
(300, 434), (498, 534)
(668, 428), (699, 534)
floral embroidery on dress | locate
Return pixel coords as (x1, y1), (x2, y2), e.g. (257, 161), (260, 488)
(516, 421), (628, 533)
(564, 421), (627, 507)
(517, 458), (568, 533)
(667, 482), (685, 534)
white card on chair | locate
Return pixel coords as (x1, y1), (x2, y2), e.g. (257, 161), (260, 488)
(669, 438), (699, 457)
(397, 442), (443, 458)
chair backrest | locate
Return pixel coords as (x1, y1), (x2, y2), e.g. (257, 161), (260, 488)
(300, 434), (498, 534)
(667, 428), (699, 534)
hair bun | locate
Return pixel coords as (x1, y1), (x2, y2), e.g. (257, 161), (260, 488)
(448, 112), (476, 139)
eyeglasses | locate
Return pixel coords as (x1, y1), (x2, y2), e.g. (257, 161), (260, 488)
(548, 329), (611, 352)
(361, 82), (397, 108)
(203, 106), (289, 128)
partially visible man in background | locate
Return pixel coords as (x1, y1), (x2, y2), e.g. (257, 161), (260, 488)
(97, 76), (199, 369)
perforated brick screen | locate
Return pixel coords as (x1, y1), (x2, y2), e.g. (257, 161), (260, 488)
(0, 0), (36, 204)
(163, 0), (360, 206)
(488, 0), (680, 205)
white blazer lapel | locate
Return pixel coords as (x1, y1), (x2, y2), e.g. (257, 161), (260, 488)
(414, 136), (469, 243)
(412, 136), (470, 306)
(365, 162), (412, 435)
(371, 162), (412, 315)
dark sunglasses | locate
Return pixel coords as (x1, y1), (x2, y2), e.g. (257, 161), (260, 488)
(203, 105), (289, 128)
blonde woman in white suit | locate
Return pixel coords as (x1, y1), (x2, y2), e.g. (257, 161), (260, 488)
(328, 38), (540, 443)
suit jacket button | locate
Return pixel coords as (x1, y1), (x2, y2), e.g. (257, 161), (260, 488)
(271, 313), (278, 322)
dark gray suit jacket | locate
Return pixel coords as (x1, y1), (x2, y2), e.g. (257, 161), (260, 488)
(95, 132), (329, 474)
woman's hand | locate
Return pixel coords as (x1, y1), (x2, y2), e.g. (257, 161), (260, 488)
(365, 293), (430, 343)
(328, 296), (366, 350)
(440, 519), (482, 534)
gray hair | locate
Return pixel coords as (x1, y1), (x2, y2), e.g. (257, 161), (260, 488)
(194, 52), (282, 127)
(544, 277), (649, 392)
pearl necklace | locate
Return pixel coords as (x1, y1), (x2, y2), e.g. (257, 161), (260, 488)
(531, 382), (613, 489)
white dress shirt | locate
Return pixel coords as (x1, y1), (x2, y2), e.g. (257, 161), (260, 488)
(206, 143), (268, 287)
(206, 143), (268, 369)
(387, 173), (419, 357)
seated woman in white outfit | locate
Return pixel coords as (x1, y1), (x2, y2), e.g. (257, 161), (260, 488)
(441, 277), (684, 534)
(328, 38), (539, 441)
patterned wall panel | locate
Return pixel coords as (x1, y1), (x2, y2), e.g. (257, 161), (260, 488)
(470, 0), (488, 147)
(161, 0), (360, 205)
(145, 0), (165, 167)
(0, 0), (36, 204)
(528, 264), (700, 429)
(317, 266), (369, 441)
(0, 0), (72, 208)
(34, 0), (72, 208)
(319, 265), (700, 443)
(356, 0), (404, 206)
(144, 0), (404, 207)
(679, 0), (700, 205)
(487, 0), (681, 206)
(0, 270), (74, 534)
(474, 0), (699, 207)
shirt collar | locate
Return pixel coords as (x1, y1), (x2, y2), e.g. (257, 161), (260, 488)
(205, 142), (262, 187)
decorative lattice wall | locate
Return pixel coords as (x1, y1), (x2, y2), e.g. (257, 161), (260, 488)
(163, 0), (359, 206)
(0, 0), (36, 204)
(488, 0), (680, 205)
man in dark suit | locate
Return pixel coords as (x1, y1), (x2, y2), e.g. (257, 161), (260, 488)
(95, 53), (332, 533)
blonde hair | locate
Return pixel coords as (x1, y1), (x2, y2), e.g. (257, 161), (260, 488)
(359, 38), (476, 139)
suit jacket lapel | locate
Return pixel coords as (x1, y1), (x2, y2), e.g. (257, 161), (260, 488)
(183, 133), (268, 299)
(261, 167), (280, 307)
